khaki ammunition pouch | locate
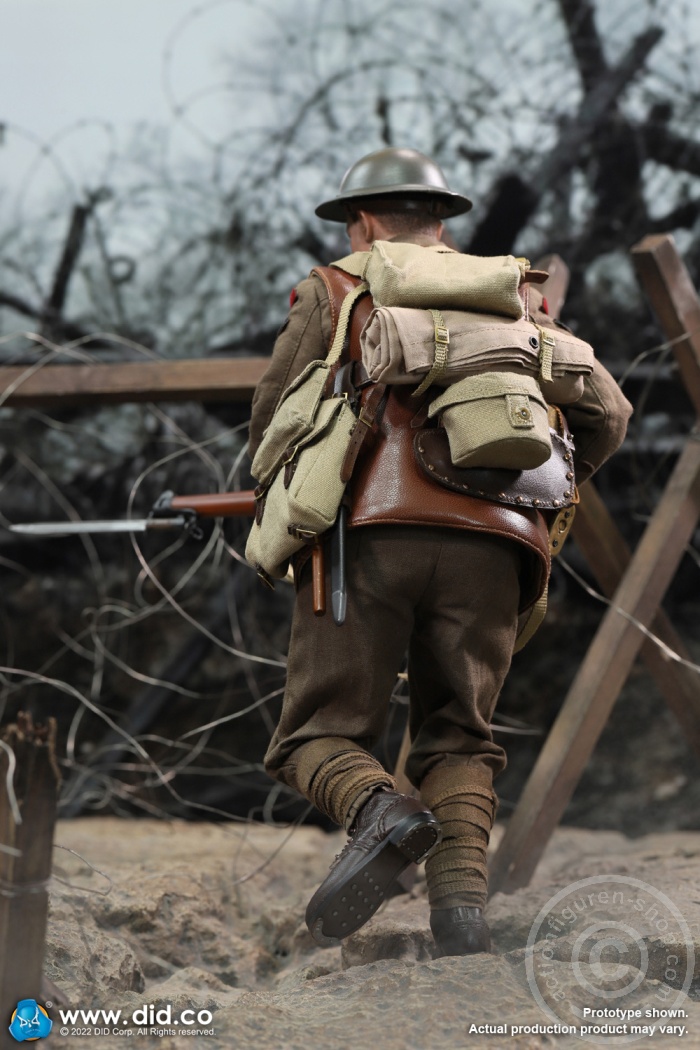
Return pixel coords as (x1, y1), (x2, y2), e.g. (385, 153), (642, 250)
(426, 371), (551, 469)
(246, 396), (359, 579)
(414, 405), (578, 511)
(250, 359), (332, 488)
(246, 281), (383, 581)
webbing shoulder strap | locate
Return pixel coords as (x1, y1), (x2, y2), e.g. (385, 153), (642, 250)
(312, 265), (369, 364)
(326, 281), (368, 365)
(311, 266), (387, 484)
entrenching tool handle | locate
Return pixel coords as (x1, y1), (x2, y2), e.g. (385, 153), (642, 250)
(312, 541), (326, 616)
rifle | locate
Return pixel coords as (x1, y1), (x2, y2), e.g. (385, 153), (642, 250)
(8, 489), (328, 615)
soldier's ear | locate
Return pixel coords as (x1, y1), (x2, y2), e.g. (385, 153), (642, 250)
(356, 209), (375, 245)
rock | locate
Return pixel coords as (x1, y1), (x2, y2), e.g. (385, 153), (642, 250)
(341, 896), (435, 967)
(47, 898), (145, 1004)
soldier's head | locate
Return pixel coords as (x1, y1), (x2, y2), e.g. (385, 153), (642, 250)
(315, 147), (472, 251)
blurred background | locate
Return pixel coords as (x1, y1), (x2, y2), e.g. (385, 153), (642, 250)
(0, 0), (698, 832)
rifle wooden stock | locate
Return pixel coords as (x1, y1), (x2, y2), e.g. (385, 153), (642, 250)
(169, 491), (256, 517)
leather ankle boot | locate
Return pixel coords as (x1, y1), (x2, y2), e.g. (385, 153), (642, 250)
(306, 790), (441, 947)
(430, 906), (491, 956)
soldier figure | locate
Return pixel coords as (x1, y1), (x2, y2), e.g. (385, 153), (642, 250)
(248, 148), (632, 954)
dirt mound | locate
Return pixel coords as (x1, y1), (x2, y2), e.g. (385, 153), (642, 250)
(45, 818), (700, 1049)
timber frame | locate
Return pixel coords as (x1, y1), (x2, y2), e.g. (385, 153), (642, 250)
(1, 235), (699, 901)
(489, 234), (700, 893)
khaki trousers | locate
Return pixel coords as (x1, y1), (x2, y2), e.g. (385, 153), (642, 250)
(264, 525), (522, 819)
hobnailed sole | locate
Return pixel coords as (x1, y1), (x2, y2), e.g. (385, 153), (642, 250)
(306, 813), (441, 947)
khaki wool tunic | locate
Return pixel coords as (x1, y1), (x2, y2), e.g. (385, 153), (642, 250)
(249, 234), (633, 812)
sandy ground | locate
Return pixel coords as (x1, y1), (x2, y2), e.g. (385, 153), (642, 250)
(42, 817), (700, 1050)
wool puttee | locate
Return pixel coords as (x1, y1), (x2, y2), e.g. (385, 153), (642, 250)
(292, 737), (396, 829)
(420, 760), (497, 910)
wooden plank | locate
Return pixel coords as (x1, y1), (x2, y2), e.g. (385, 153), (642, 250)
(632, 234), (700, 415)
(573, 484), (700, 756)
(489, 436), (700, 893)
(0, 715), (61, 1045)
(0, 358), (269, 408)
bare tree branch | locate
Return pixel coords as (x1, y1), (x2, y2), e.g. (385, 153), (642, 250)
(534, 26), (662, 191)
(556, 0), (609, 91)
(639, 123), (700, 178)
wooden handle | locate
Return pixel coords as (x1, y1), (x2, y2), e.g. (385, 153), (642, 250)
(312, 542), (326, 616)
(169, 490), (256, 517)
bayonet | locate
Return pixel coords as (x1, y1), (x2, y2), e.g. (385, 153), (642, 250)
(8, 488), (257, 540)
(331, 502), (347, 625)
(8, 517), (190, 537)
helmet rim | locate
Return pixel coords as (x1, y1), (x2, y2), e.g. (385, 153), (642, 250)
(315, 184), (472, 222)
(315, 147), (472, 222)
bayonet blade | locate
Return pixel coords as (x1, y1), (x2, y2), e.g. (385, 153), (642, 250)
(331, 504), (347, 625)
(8, 517), (188, 537)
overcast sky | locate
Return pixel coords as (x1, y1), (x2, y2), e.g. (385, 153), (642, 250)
(2, 0), (699, 222)
(0, 0), (269, 205)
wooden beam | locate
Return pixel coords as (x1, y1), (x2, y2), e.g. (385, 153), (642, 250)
(0, 358), (269, 408)
(490, 435), (700, 894)
(490, 233), (700, 894)
(534, 254), (570, 321)
(632, 233), (700, 414)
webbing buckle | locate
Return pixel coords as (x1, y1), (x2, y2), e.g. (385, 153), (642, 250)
(434, 323), (449, 347)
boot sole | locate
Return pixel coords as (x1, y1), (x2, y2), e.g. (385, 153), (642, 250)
(306, 812), (441, 947)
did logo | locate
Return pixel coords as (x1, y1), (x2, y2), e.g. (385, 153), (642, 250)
(8, 999), (53, 1043)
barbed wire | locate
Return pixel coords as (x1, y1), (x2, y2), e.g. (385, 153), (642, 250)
(0, 321), (696, 828)
(557, 554), (700, 675)
(0, 738), (22, 825)
(1, 0), (699, 931)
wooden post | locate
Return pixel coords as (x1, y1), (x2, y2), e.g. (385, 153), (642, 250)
(573, 483), (700, 756)
(0, 714), (61, 1046)
(490, 232), (700, 894)
(490, 438), (700, 893)
(631, 234), (700, 415)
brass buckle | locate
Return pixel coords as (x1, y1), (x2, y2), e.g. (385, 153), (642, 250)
(549, 504), (576, 556)
(434, 323), (449, 347)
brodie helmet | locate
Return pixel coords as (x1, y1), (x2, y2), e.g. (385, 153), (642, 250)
(315, 147), (472, 222)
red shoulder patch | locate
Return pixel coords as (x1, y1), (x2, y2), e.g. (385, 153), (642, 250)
(289, 288), (298, 307)
(541, 296), (550, 315)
